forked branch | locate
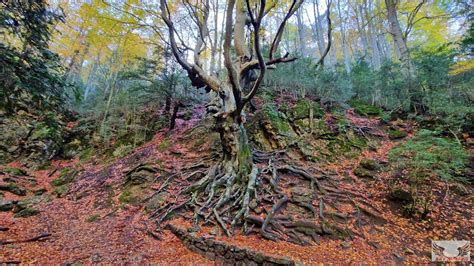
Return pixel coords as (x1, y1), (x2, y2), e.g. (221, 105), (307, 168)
(160, 0), (221, 92)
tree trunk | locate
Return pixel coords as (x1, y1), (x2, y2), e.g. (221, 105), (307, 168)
(210, 0), (219, 75)
(169, 101), (184, 130)
(164, 96), (172, 116)
(385, 0), (414, 78)
(296, 9), (307, 57)
(355, 4), (370, 65)
(337, 0), (351, 73)
(313, 0), (326, 58)
(385, 0), (424, 112)
(364, 0), (381, 69)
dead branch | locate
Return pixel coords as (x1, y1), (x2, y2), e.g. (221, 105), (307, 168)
(0, 233), (51, 245)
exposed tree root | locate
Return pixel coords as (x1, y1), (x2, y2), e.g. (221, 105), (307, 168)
(150, 148), (385, 245)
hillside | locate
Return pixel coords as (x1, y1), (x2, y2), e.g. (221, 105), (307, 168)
(1, 98), (472, 264)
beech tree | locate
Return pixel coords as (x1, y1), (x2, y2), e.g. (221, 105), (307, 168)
(159, 0), (303, 232)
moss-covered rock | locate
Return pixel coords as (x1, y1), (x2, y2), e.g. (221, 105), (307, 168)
(34, 187), (47, 196)
(263, 104), (293, 135)
(388, 129), (408, 139)
(0, 200), (14, 211)
(51, 168), (77, 187)
(353, 167), (374, 178)
(0, 183), (27, 196)
(145, 192), (168, 213)
(359, 159), (381, 171)
(348, 100), (382, 117)
(388, 188), (414, 204)
(3, 167), (27, 176)
(248, 104), (297, 150)
(119, 186), (145, 205)
(14, 207), (40, 218)
(53, 185), (69, 197)
(12, 198), (40, 217)
(291, 99), (324, 120)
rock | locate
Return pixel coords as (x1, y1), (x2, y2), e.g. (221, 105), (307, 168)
(3, 167), (27, 176)
(290, 187), (313, 203)
(0, 183), (27, 196)
(349, 100), (382, 117)
(249, 199), (258, 209)
(291, 99), (324, 120)
(14, 207), (39, 218)
(389, 129), (408, 139)
(359, 159), (381, 171)
(389, 188), (414, 204)
(353, 167), (374, 179)
(0, 200), (14, 211)
(50, 168), (77, 187)
(34, 187), (47, 196)
(451, 183), (469, 196)
(145, 192), (168, 212)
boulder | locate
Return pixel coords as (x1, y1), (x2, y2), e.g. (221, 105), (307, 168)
(0, 183), (27, 196)
(388, 188), (414, 204)
(14, 207), (40, 218)
(0, 200), (14, 211)
(353, 167), (374, 179)
(290, 186), (313, 203)
(359, 159), (381, 171)
(389, 129), (408, 140)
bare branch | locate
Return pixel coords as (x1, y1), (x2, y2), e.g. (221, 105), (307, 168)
(403, 0), (425, 41)
(242, 0), (266, 107)
(314, 0), (332, 68)
(269, 0), (302, 60)
(223, 0), (241, 99)
(160, 0), (220, 92)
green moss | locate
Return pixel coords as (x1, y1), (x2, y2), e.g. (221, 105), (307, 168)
(158, 138), (171, 151)
(260, 89), (277, 102)
(119, 186), (143, 205)
(182, 110), (193, 120)
(34, 187), (47, 196)
(14, 207), (39, 218)
(388, 129), (408, 139)
(53, 184), (69, 197)
(3, 167), (27, 176)
(354, 167), (374, 178)
(292, 99), (324, 120)
(51, 168), (77, 187)
(0, 183), (27, 196)
(348, 100), (382, 117)
(263, 104), (291, 134)
(79, 147), (94, 162)
(359, 159), (380, 171)
(389, 129), (468, 182)
(113, 144), (133, 158)
(86, 214), (101, 222)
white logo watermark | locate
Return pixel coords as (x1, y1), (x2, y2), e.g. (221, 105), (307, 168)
(432, 240), (470, 262)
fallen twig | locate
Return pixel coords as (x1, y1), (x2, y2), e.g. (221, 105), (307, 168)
(0, 233), (51, 245)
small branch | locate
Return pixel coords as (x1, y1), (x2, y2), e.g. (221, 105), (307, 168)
(0, 233), (52, 245)
(314, 0), (332, 68)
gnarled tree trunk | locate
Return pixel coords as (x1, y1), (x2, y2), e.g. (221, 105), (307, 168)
(160, 0), (302, 233)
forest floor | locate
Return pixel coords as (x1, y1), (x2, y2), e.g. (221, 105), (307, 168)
(0, 106), (472, 264)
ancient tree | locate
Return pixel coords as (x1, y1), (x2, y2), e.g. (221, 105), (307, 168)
(159, 0), (301, 231)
